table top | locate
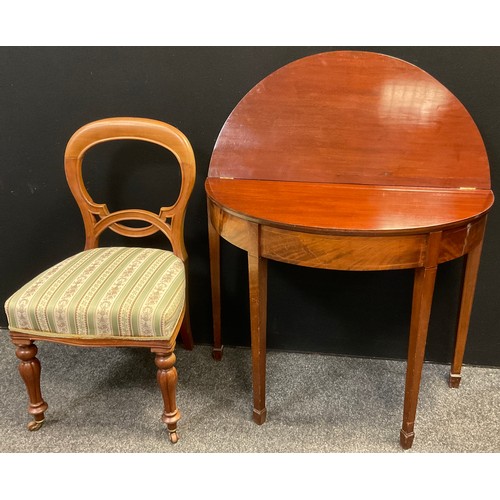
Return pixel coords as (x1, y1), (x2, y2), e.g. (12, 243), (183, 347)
(207, 51), (493, 234)
(206, 178), (493, 235)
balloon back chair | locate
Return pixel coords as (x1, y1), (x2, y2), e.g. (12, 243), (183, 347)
(4, 117), (196, 443)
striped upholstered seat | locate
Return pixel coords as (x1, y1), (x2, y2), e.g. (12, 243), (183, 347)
(5, 247), (185, 341)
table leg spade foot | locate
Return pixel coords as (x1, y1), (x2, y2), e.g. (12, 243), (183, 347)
(448, 373), (461, 388)
(400, 429), (415, 450)
(252, 408), (267, 425)
(212, 346), (224, 361)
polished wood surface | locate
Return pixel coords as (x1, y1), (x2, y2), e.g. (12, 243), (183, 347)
(65, 117), (196, 263)
(9, 117), (196, 443)
(209, 51), (490, 190)
(206, 178), (493, 234)
(206, 51), (494, 449)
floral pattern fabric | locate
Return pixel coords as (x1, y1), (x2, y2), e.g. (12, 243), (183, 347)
(5, 247), (185, 340)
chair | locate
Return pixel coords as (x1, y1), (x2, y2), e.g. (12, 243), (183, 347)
(4, 117), (196, 443)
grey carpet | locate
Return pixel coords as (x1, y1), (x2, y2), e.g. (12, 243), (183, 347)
(0, 331), (499, 453)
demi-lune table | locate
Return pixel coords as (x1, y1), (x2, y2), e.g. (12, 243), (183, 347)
(205, 51), (494, 449)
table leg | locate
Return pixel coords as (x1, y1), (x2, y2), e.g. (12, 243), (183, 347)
(449, 237), (484, 388)
(208, 206), (223, 361)
(400, 265), (437, 449)
(248, 252), (268, 424)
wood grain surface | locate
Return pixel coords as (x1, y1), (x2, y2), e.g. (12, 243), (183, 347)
(206, 178), (493, 234)
(209, 51), (491, 191)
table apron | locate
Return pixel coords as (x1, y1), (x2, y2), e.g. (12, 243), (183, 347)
(209, 201), (486, 271)
(260, 226), (426, 270)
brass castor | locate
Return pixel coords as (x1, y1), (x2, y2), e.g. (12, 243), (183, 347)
(168, 430), (179, 444)
(28, 419), (45, 431)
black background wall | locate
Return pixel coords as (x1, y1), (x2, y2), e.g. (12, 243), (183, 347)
(1, 46), (499, 367)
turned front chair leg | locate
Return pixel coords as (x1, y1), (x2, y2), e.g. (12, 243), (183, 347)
(248, 252), (268, 425)
(153, 348), (181, 443)
(12, 338), (48, 431)
(400, 265), (437, 450)
(208, 204), (223, 361)
(449, 237), (484, 388)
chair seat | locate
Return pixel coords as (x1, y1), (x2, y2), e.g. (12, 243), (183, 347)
(5, 247), (185, 341)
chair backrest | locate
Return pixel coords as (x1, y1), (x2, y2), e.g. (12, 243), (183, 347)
(64, 117), (196, 261)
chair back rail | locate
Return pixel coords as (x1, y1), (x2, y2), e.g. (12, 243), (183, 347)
(65, 117), (196, 260)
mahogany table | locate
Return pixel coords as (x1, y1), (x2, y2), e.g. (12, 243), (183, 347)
(205, 51), (494, 449)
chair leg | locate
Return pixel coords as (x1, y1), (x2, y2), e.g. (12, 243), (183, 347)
(178, 260), (194, 351)
(12, 337), (48, 431)
(153, 348), (181, 443)
(179, 305), (194, 351)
